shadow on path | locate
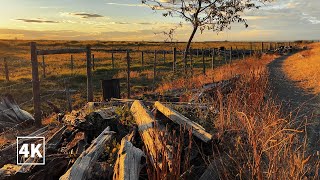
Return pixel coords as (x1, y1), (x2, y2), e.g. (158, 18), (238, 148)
(268, 54), (317, 116)
(268, 53), (319, 152)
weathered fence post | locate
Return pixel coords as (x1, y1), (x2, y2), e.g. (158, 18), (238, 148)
(64, 79), (72, 112)
(70, 55), (74, 71)
(3, 57), (9, 82)
(202, 49), (206, 75)
(196, 49), (199, 57)
(30, 42), (41, 127)
(173, 47), (176, 72)
(211, 49), (215, 70)
(229, 47), (232, 63)
(86, 45), (93, 102)
(224, 48), (227, 63)
(153, 50), (157, 90)
(242, 49), (245, 60)
(183, 50), (187, 74)
(42, 55), (46, 78)
(112, 51), (115, 69)
(250, 42), (253, 56)
(236, 46), (240, 59)
(190, 48), (193, 73)
(163, 50), (166, 63)
(141, 51), (144, 67)
(126, 50), (131, 98)
(92, 54), (95, 70)
(261, 42), (264, 53)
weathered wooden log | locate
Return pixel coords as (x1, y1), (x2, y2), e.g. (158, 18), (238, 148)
(130, 100), (172, 171)
(154, 101), (212, 143)
(60, 127), (114, 180)
(113, 132), (145, 180)
(17, 125), (67, 174)
(199, 162), (220, 180)
(0, 95), (34, 132)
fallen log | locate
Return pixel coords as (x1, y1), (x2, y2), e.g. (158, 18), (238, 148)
(17, 125), (66, 174)
(154, 101), (212, 143)
(0, 94), (34, 132)
(113, 132), (146, 180)
(60, 127), (114, 180)
(0, 125), (50, 168)
(130, 100), (172, 171)
(199, 162), (220, 180)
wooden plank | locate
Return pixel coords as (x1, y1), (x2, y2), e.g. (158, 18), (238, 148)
(130, 100), (172, 171)
(37, 48), (85, 55)
(113, 132), (145, 180)
(154, 101), (212, 143)
(60, 127), (114, 180)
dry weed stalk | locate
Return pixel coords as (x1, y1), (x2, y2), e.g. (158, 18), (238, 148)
(206, 66), (319, 179)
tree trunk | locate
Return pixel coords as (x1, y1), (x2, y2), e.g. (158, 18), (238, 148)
(184, 25), (198, 73)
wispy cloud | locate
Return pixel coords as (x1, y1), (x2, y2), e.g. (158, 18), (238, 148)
(58, 12), (104, 19)
(15, 18), (59, 23)
(106, 2), (147, 7)
(301, 13), (320, 25)
(69, 12), (104, 18)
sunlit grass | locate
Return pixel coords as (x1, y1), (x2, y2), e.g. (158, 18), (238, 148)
(283, 42), (320, 94)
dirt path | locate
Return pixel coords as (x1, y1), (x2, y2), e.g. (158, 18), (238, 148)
(268, 54), (320, 152)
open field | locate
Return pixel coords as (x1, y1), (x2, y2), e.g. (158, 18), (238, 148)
(0, 40), (300, 115)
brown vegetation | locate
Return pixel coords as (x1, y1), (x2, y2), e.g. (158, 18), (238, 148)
(283, 43), (320, 94)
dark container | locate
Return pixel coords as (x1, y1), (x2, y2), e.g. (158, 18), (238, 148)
(101, 79), (120, 101)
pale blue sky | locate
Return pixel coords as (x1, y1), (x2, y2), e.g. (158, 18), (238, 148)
(0, 0), (319, 41)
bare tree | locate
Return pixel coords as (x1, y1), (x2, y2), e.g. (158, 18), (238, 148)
(142, 0), (272, 69)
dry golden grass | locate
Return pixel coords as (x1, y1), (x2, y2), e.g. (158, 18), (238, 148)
(283, 43), (320, 94)
(157, 54), (278, 94)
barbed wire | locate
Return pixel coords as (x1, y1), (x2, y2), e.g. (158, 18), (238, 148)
(0, 80), (32, 90)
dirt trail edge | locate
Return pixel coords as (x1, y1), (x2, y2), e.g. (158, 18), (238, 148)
(268, 54), (320, 153)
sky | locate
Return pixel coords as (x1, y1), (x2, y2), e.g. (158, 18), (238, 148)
(0, 0), (319, 41)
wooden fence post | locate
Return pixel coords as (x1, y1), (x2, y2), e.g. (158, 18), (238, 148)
(196, 49), (199, 57)
(250, 42), (253, 56)
(190, 49), (193, 73)
(229, 47), (232, 63)
(86, 45), (93, 102)
(183, 50), (187, 73)
(127, 50), (131, 98)
(163, 51), (166, 63)
(242, 49), (245, 60)
(70, 55), (74, 71)
(42, 55), (46, 78)
(112, 51), (115, 69)
(141, 51), (144, 67)
(202, 49), (206, 75)
(153, 50), (157, 90)
(211, 49), (215, 70)
(3, 57), (9, 82)
(236, 46), (240, 59)
(224, 48), (227, 63)
(261, 42), (264, 53)
(64, 79), (72, 112)
(173, 47), (176, 72)
(30, 42), (41, 127)
(92, 54), (95, 70)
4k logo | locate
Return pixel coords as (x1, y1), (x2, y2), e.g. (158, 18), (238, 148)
(17, 137), (45, 165)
